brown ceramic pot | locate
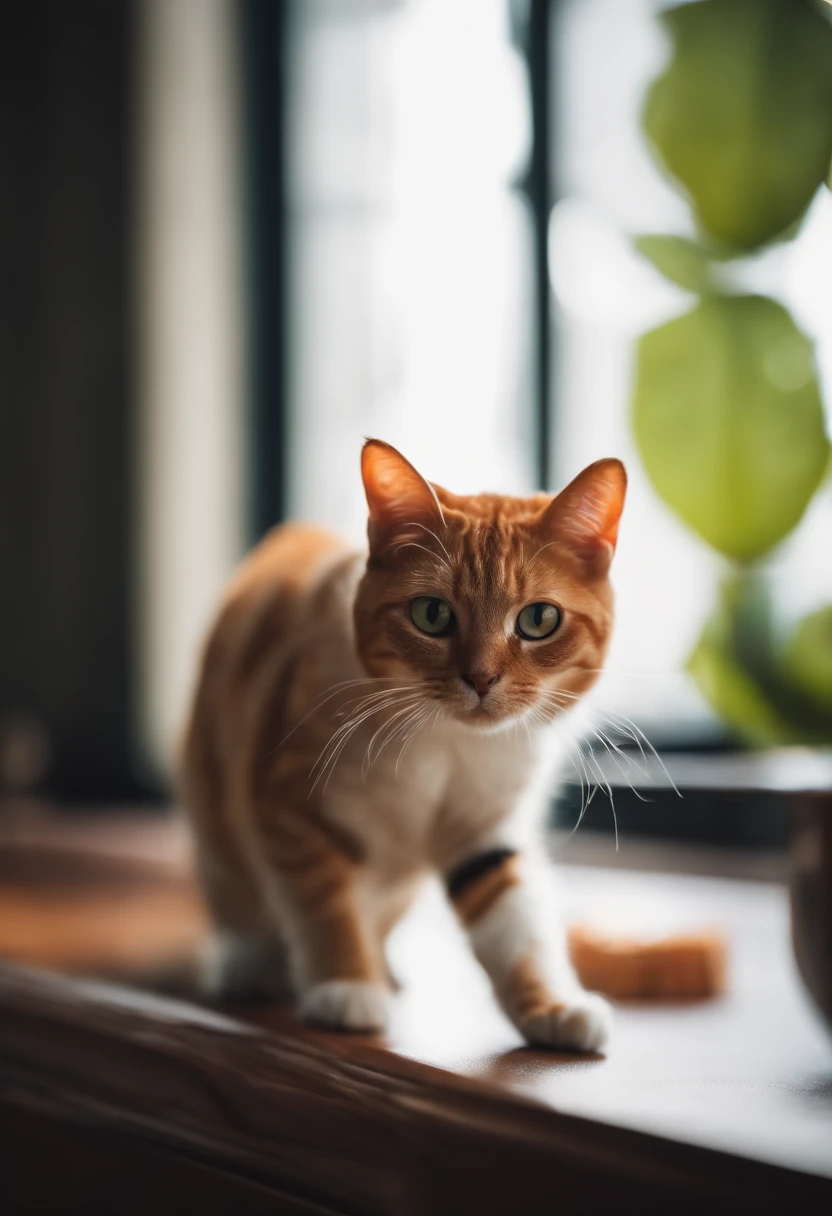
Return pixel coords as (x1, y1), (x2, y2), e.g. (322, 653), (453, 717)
(789, 790), (832, 1034)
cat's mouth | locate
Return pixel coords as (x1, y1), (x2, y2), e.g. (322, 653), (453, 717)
(452, 695), (559, 732)
(443, 679), (538, 729)
(455, 699), (520, 731)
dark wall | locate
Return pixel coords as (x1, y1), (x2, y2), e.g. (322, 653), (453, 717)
(0, 1), (143, 801)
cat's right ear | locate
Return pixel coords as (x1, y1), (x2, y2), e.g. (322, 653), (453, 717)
(361, 439), (444, 551)
(540, 458), (627, 569)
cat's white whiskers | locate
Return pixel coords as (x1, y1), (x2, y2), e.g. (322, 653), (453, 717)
(591, 724), (651, 790)
(523, 539), (560, 569)
(585, 744), (619, 850)
(566, 740), (589, 820)
(312, 676), (436, 793)
(559, 721), (601, 829)
(393, 702), (435, 775)
(335, 682), (423, 714)
(388, 707), (422, 776)
(322, 687), (419, 744)
(334, 685), (425, 738)
(538, 690), (579, 724)
(556, 690), (679, 799)
(539, 689), (646, 843)
(601, 709), (680, 797)
(603, 714), (648, 762)
(363, 709), (401, 777)
(549, 717), (589, 820)
(267, 676), (402, 756)
(587, 726), (651, 804)
(362, 696), (426, 778)
(313, 707), (400, 796)
(406, 522), (454, 566)
(326, 690), (418, 749)
(541, 686), (668, 790)
(391, 540), (453, 575)
(548, 714), (618, 849)
(542, 683), (673, 788)
(309, 690), (422, 794)
(569, 744), (613, 841)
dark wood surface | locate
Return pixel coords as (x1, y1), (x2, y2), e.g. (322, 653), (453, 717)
(0, 807), (831, 1213)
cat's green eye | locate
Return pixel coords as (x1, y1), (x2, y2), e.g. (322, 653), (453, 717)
(517, 602), (561, 640)
(410, 596), (454, 636)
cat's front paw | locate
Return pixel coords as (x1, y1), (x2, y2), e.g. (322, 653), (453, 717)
(520, 991), (612, 1052)
(299, 980), (391, 1033)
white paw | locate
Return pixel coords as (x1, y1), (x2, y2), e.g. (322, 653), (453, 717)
(521, 992), (612, 1052)
(299, 980), (391, 1033)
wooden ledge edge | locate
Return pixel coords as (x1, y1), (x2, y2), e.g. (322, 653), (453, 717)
(0, 960), (829, 1215)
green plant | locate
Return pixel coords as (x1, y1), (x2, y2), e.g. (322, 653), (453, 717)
(631, 0), (832, 745)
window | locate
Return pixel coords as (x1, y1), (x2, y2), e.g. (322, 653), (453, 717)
(281, 0), (832, 757)
(285, 0), (538, 539)
(551, 0), (832, 742)
(6, 0), (827, 833)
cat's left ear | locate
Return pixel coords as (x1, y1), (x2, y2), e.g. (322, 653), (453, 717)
(540, 459), (627, 566)
(361, 439), (444, 550)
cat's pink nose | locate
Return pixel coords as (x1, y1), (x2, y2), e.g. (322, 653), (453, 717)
(462, 671), (500, 699)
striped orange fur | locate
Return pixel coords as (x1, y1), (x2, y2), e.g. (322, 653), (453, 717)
(181, 441), (625, 1046)
(451, 855), (523, 925)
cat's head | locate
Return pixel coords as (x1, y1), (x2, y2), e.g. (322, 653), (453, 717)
(354, 440), (626, 730)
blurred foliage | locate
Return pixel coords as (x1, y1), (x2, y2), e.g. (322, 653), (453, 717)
(689, 576), (832, 746)
(634, 234), (715, 293)
(687, 576), (801, 747)
(645, 0), (832, 250)
(631, 0), (832, 745)
(633, 295), (829, 562)
(785, 606), (832, 718)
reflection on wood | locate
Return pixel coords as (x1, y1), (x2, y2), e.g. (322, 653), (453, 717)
(0, 810), (831, 1213)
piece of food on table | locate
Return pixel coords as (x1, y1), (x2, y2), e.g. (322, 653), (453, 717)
(568, 925), (727, 1001)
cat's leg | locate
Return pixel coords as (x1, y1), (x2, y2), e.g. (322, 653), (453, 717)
(260, 814), (391, 1033)
(201, 931), (291, 1003)
(442, 842), (612, 1051)
(195, 845), (293, 1003)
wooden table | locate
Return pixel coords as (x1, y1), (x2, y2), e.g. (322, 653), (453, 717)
(0, 809), (830, 1213)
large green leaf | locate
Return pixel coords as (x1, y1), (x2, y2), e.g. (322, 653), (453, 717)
(784, 606), (832, 718)
(632, 294), (830, 561)
(634, 235), (714, 294)
(644, 0), (832, 249)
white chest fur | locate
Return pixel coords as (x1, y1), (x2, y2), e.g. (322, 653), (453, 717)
(322, 713), (564, 882)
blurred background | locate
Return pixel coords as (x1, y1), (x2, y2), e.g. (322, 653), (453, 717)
(2, 0), (832, 851)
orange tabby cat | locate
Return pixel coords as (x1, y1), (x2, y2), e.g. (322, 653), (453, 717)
(181, 440), (626, 1049)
